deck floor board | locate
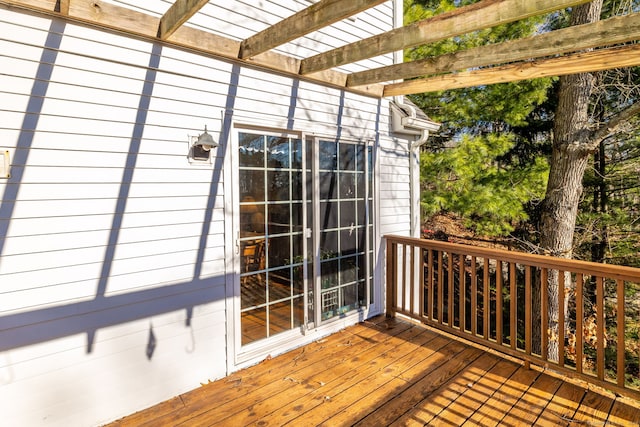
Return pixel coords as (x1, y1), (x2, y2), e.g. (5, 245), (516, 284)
(108, 316), (640, 427)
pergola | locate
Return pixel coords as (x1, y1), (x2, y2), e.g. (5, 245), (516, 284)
(4, 0), (640, 98)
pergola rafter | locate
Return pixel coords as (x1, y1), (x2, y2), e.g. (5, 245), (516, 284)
(239, 0), (387, 59)
(348, 12), (640, 87)
(158, 0), (209, 40)
(3, 0), (640, 97)
(299, 0), (594, 75)
(384, 44), (640, 96)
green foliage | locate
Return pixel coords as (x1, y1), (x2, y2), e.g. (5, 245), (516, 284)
(576, 134), (640, 267)
(405, 0), (554, 237)
(420, 134), (549, 236)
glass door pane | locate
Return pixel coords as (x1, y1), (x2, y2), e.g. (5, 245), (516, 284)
(316, 139), (373, 321)
(238, 132), (307, 345)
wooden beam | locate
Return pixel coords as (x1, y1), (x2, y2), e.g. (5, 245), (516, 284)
(158, 0), (209, 40)
(3, 0), (55, 10)
(239, 0), (386, 59)
(383, 44), (640, 96)
(0, 0), (383, 97)
(349, 12), (640, 87)
(301, 0), (593, 75)
(57, 0), (68, 14)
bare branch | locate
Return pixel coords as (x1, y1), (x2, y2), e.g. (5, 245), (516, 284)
(590, 101), (640, 150)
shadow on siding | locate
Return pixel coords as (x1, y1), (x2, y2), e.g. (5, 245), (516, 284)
(0, 20), (241, 357)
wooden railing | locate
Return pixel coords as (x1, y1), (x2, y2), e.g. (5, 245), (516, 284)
(385, 235), (640, 398)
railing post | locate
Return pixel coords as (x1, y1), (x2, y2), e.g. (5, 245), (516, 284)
(386, 238), (396, 318)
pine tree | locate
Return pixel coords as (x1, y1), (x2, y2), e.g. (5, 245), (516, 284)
(405, 0), (553, 238)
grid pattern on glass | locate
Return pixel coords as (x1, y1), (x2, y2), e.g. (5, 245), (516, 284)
(239, 132), (306, 346)
(318, 140), (373, 321)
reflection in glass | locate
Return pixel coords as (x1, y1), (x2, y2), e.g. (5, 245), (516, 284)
(320, 201), (338, 230)
(268, 203), (291, 235)
(269, 268), (291, 302)
(339, 200), (356, 228)
(241, 274), (266, 308)
(292, 139), (303, 169)
(239, 133), (264, 167)
(268, 171), (290, 201)
(339, 173), (356, 199)
(269, 301), (291, 336)
(339, 143), (355, 171)
(267, 136), (290, 168)
(340, 228), (357, 254)
(268, 235), (290, 269)
(319, 140), (337, 170)
(291, 172), (303, 201)
(242, 307), (267, 345)
(291, 203), (303, 231)
(341, 256), (357, 284)
(240, 170), (265, 202)
(320, 230), (338, 258)
(319, 171), (337, 200)
(321, 260), (338, 289)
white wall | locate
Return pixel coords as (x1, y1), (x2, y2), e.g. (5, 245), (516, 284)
(0, 1), (411, 425)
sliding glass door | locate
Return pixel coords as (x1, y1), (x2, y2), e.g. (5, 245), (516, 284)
(237, 130), (373, 347)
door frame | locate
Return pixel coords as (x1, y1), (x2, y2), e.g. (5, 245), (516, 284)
(226, 124), (382, 370)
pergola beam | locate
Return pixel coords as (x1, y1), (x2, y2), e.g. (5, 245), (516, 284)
(300, 0), (594, 75)
(239, 0), (386, 59)
(384, 44), (640, 96)
(158, 0), (209, 40)
(348, 12), (640, 87)
(56, 0), (68, 14)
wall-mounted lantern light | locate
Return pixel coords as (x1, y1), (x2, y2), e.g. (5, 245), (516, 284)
(189, 125), (218, 163)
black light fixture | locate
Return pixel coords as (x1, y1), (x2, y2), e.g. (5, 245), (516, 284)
(190, 125), (218, 162)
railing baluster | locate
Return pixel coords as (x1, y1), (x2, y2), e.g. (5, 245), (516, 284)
(525, 265), (532, 358)
(401, 244), (407, 314)
(471, 256), (478, 336)
(617, 279), (625, 388)
(409, 245), (415, 315)
(483, 257), (489, 340)
(541, 268), (548, 361)
(559, 270), (565, 367)
(420, 247), (426, 320)
(497, 260), (503, 346)
(597, 275), (605, 381)
(427, 249), (434, 322)
(510, 262), (516, 350)
(576, 274), (584, 375)
(448, 252), (454, 327)
(438, 250), (443, 324)
(460, 254), (466, 332)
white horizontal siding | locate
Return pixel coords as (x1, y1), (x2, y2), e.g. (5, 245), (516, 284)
(0, 7), (231, 426)
(4, 308), (226, 427)
(378, 135), (412, 238)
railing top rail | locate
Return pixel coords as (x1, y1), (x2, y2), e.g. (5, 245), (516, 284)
(385, 234), (640, 282)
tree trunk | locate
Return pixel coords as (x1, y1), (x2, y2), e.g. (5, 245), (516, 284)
(591, 140), (608, 264)
(539, 0), (603, 362)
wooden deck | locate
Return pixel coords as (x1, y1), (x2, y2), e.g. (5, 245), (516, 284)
(109, 316), (640, 426)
